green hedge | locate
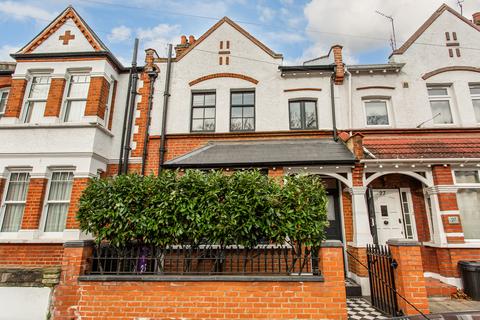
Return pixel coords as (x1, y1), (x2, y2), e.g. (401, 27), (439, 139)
(77, 170), (328, 247)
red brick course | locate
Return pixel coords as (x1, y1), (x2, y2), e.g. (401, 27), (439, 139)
(66, 178), (89, 229)
(4, 79), (27, 118)
(437, 193), (459, 211)
(432, 165), (454, 185)
(347, 246), (368, 277)
(21, 178), (48, 230)
(0, 244), (63, 267)
(189, 73), (259, 86)
(131, 72), (153, 158)
(0, 74), (12, 89)
(342, 190), (353, 242)
(44, 78), (66, 117)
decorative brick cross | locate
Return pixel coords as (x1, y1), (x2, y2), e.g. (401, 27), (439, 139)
(59, 30), (75, 45)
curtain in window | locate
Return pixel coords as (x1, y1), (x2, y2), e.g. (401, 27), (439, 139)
(2, 172), (30, 232)
(457, 189), (480, 240)
(44, 172), (73, 232)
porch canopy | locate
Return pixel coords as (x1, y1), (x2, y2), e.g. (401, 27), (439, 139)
(164, 139), (355, 169)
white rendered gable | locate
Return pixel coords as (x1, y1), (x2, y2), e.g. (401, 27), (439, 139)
(32, 19), (96, 53)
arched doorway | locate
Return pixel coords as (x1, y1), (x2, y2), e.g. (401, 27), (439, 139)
(365, 172), (432, 245)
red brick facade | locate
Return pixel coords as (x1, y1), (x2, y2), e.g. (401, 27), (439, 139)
(4, 79), (27, 118)
(66, 178), (90, 229)
(0, 244), (64, 267)
(85, 76), (109, 119)
(44, 78), (66, 117)
(21, 178), (48, 230)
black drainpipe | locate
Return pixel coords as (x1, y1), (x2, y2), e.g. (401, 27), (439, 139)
(141, 71), (158, 175)
(158, 44), (173, 173)
(330, 69), (338, 142)
(122, 38), (140, 174)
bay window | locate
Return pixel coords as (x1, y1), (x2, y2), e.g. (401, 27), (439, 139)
(454, 170), (480, 240)
(1, 172), (30, 232)
(63, 74), (90, 122)
(427, 86), (453, 124)
(43, 172), (74, 232)
(23, 75), (51, 123)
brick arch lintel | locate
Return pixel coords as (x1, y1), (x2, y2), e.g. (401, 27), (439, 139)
(189, 73), (259, 86)
(422, 66), (480, 80)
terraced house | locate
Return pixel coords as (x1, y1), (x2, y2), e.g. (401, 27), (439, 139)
(0, 3), (479, 319)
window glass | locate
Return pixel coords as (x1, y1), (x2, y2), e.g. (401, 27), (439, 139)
(430, 100), (453, 124)
(191, 92), (216, 132)
(1, 172), (30, 232)
(457, 189), (480, 239)
(289, 100), (317, 130)
(455, 171), (480, 184)
(469, 85), (480, 95)
(365, 100), (389, 125)
(29, 76), (50, 99)
(67, 75), (90, 99)
(24, 76), (50, 123)
(473, 100), (480, 123)
(427, 87), (448, 96)
(44, 172), (73, 232)
(25, 101), (46, 123)
(0, 90), (9, 116)
(63, 74), (90, 122)
(230, 91), (255, 131)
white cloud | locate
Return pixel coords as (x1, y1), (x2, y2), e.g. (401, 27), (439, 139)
(302, 0), (476, 62)
(257, 5), (275, 23)
(137, 24), (181, 52)
(0, 44), (20, 61)
(107, 25), (132, 43)
(0, 1), (55, 22)
(264, 31), (306, 44)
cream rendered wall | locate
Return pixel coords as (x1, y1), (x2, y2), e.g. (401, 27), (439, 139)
(148, 22), (335, 135)
(0, 287), (51, 320)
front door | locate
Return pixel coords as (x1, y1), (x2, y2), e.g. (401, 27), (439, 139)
(325, 191), (342, 241)
(372, 189), (404, 244)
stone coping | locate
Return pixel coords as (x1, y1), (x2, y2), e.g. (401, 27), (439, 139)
(79, 275), (325, 282)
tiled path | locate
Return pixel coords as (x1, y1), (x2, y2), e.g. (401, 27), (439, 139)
(347, 298), (389, 320)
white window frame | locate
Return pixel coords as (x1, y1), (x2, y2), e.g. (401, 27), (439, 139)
(0, 87), (10, 118)
(427, 85), (455, 125)
(469, 84), (480, 123)
(363, 98), (392, 127)
(40, 170), (74, 235)
(21, 74), (52, 124)
(399, 188), (418, 241)
(453, 168), (480, 242)
(0, 170), (31, 234)
(61, 73), (91, 123)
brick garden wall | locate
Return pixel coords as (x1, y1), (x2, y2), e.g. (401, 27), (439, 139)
(0, 244), (64, 267)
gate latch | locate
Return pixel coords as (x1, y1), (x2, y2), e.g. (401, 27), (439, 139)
(391, 259), (398, 269)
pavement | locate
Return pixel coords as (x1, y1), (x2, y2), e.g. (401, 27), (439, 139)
(429, 297), (480, 314)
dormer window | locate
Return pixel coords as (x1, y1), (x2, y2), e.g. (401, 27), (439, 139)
(23, 76), (51, 123)
(63, 74), (90, 122)
(0, 88), (9, 118)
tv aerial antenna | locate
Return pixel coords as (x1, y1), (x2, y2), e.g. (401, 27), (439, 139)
(375, 10), (397, 51)
(457, 0), (464, 16)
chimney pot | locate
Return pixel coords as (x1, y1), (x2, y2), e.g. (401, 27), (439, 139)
(473, 12), (480, 26)
(189, 35), (196, 44)
(180, 35), (187, 45)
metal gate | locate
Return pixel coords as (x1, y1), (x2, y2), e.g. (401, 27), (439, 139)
(366, 244), (401, 317)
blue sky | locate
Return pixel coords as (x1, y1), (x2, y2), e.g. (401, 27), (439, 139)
(0, 0), (477, 66)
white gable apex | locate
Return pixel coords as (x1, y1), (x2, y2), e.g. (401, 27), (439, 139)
(32, 19), (96, 53)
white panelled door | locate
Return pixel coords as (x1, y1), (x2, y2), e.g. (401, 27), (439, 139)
(372, 189), (405, 244)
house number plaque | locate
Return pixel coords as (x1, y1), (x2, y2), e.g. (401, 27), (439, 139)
(448, 216), (460, 224)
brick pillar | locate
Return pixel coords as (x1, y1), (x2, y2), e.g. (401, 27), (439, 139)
(319, 240), (348, 320)
(85, 76), (109, 119)
(4, 79), (27, 118)
(131, 72), (152, 158)
(331, 45), (344, 85)
(65, 178), (90, 230)
(51, 240), (93, 319)
(267, 167), (284, 184)
(388, 239), (429, 316)
(44, 78), (66, 117)
(21, 178), (48, 230)
(431, 165), (464, 244)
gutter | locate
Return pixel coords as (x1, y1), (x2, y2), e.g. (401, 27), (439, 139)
(361, 158), (480, 164)
(163, 159), (356, 170)
(158, 44), (173, 173)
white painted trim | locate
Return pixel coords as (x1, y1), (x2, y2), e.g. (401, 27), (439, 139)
(422, 241), (480, 248)
(424, 272), (462, 288)
(399, 188), (418, 241)
(0, 122), (114, 137)
(439, 210), (460, 215)
(364, 171), (432, 187)
(445, 232), (464, 237)
(362, 158), (480, 164)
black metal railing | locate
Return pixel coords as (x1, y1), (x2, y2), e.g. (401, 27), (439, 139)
(366, 244), (400, 317)
(87, 243), (320, 276)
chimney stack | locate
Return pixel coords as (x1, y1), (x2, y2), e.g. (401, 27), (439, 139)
(331, 45), (344, 85)
(175, 35), (190, 57)
(473, 12), (480, 26)
(189, 35), (196, 44)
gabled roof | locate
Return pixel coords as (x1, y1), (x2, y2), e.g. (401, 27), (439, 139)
(18, 6), (109, 54)
(391, 4), (480, 56)
(175, 16), (283, 61)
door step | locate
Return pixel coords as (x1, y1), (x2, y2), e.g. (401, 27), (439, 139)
(346, 278), (362, 297)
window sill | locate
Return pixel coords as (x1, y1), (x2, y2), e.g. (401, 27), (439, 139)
(0, 122), (113, 136)
(79, 274), (324, 282)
